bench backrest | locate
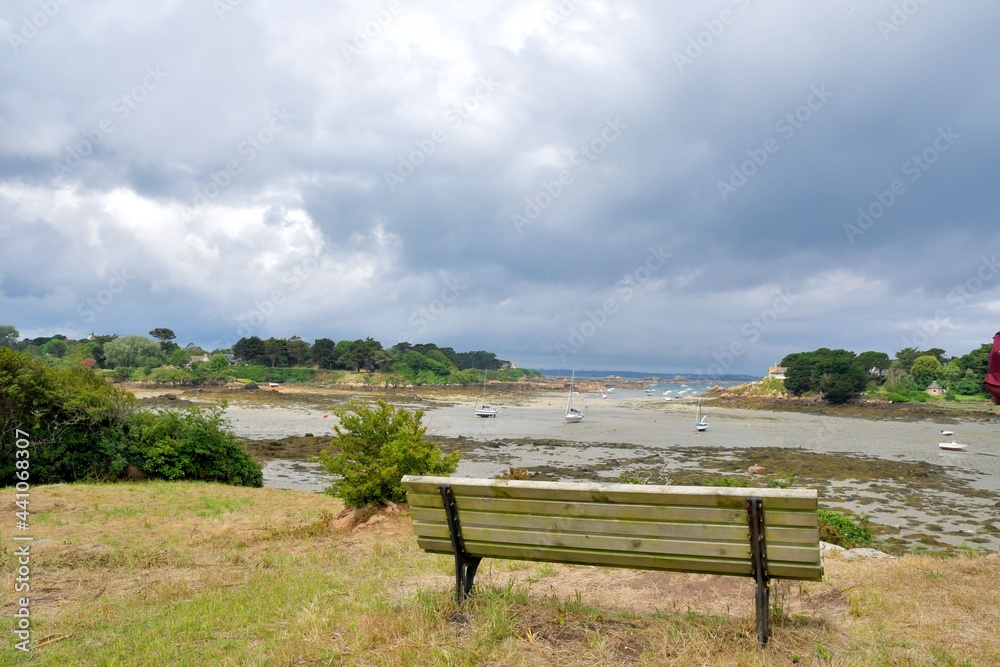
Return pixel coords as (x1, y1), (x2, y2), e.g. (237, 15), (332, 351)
(402, 475), (823, 581)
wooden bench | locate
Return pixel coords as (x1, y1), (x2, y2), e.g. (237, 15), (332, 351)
(401, 475), (824, 646)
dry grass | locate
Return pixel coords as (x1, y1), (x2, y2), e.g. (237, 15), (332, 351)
(2, 482), (998, 666)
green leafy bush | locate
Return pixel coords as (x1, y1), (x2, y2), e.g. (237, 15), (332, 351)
(131, 404), (262, 487)
(320, 400), (459, 507)
(1, 348), (261, 488)
(818, 509), (874, 548)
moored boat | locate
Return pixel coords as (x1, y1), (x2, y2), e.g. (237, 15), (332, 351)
(938, 441), (967, 452)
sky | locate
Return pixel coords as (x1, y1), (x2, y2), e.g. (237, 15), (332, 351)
(2, 1), (999, 376)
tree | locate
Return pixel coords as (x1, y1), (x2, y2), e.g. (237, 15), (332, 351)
(286, 336), (311, 366)
(0, 325), (18, 349)
(312, 338), (338, 369)
(42, 339), (68, 358)
(855, 351), (890, 384)
(781, 348), (867, 403)
(209, 354), (231, 373)
(263, 337), (288, 367)
(335, 340), (361, 371)
(149, 328), (178, 354)
(233, 336), (265, 364)
(149, 328), (176, 344)
(319, 400), (459, 507)
(780, 352), (815, 396)
(103, 335), (167, 369)
(169, 348), (191, 367)
(954, 342), (992, 382)
(818, 352), (868, 403)
(910, 355), (943, 389)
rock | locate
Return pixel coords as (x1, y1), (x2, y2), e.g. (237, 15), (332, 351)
(820, 542), (847, 554)
(842, 548), (896, 561)
(820, 542), (895, 560)
(125, 465), (148, 481)
(353, 514), (386, 532)
(747, 465), (766, 474)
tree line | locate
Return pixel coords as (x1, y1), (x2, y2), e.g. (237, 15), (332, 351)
(0, 324), (532, 386)
(779, 342), (994, 404)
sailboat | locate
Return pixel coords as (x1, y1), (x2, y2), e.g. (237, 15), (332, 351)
(474, 371), (498, 417)
(565, 370), (583, 423)
(695, 396), (708, 431)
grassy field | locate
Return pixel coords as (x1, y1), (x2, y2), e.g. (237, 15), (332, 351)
(2, 481), (999, 666)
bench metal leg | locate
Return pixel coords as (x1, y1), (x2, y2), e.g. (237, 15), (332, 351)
(746, 497), (771, 647)
(439, 485), (483, 603)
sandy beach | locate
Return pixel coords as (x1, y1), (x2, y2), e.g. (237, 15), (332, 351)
(132, 385), (1000, 553)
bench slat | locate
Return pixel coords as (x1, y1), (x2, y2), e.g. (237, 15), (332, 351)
(413, 537), (823, 580)
(412, 521), (821, 565)
(410, 506), (819, 545)
(403, 476), (819, 511)
(407, 492), (745, 524)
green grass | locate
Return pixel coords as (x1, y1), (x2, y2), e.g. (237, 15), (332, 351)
(2, 481), (998, 666)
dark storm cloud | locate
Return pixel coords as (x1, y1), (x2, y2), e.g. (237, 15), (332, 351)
(2, 0), (999, 373)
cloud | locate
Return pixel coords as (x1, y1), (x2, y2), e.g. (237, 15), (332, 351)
(2, 0), (1000, 373)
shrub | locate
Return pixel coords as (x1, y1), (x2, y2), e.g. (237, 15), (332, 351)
(497, 467), (531, 480)
(131, 404), (262, 487)
(320, 400), (459, 507)
(0, 348), (261, 487)
(818, 509), (874, 548)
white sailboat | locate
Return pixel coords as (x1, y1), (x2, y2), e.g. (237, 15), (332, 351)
(695, 397), (708, 431)
(565, 370), (583, 423)
(474, 371), (497, 417)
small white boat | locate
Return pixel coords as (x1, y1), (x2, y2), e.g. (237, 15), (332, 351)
(474, 371), (497, 417)
(938, 441), (967, 452)
(695, 397), (708, 432)
(940, 430), (954, 437)
(565, 370), (584, 423)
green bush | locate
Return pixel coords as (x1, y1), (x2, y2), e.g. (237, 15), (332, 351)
(818, 509), (874, 548)
(0, 348), (261, 488)
(320, 400), (459, 507)
(131, 404), (262, 487)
